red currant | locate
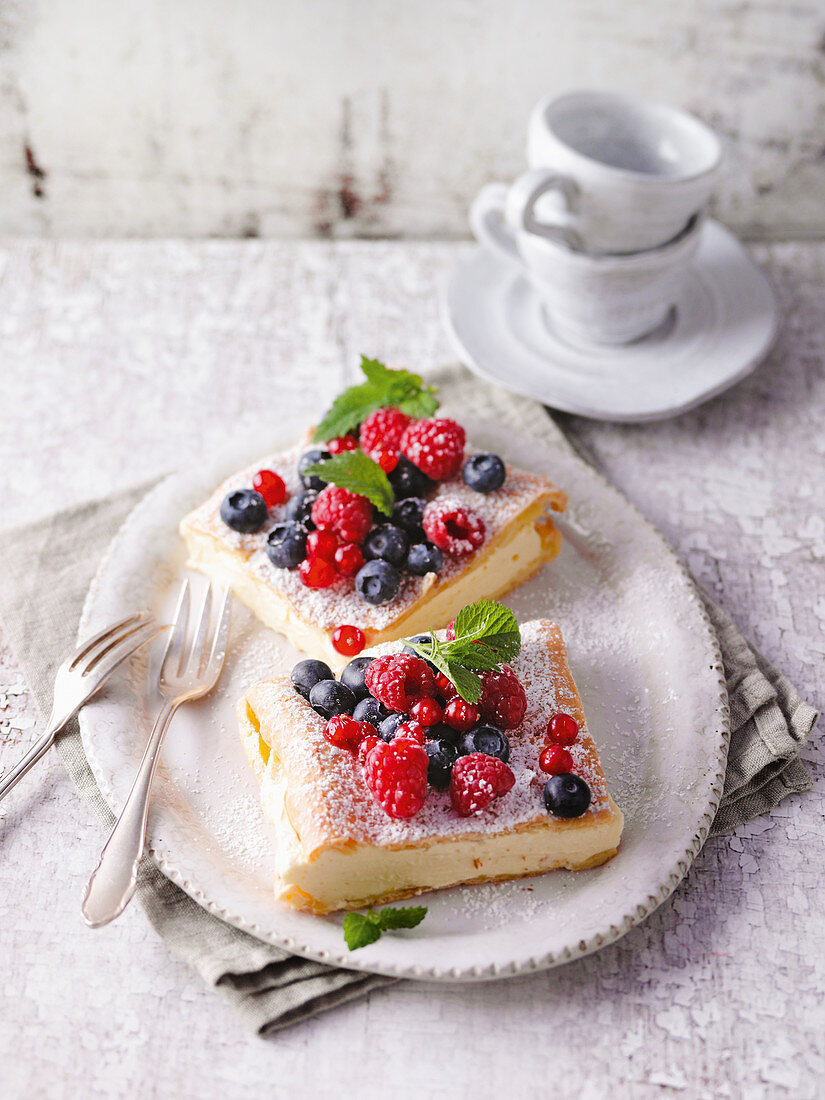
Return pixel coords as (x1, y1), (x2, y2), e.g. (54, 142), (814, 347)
(443, 697), (479, 733)
(327, 435), (359, 454)
(306, 529), (339, 561)
(393, 719), (426, 745)
(252, 469), (287, 507)
(547, 713), (579, 746)
(539, 745), (574, 775)
(298, 556), (337, 588)
(323, 714), (362, 752)
(410, 696), (443, 728)
(357, 733), (380, 765)
(375, 448), (398, 473)
(332, 624), (366, 657)
(334, 542), (365, 577)
(436, 673), (457, 700)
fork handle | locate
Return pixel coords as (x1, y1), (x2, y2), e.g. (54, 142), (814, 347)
(81, 698), (178, 927)
(0, 726), (59, 802)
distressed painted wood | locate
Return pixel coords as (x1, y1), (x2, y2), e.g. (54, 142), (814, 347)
(0, 240), (822, 1098)
(1, 0), (825, 240)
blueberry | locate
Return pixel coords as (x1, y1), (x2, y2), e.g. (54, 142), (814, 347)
(463, 453), (506, 493)
(402, 634), (438, 674)
(298, 448), (332, 491)
(378, 712), (408, 742)
(285, 489), (318, 529)
(425, 738), (458, 789)
(389, 455), (434, 500)
(219, 489), (268, 534)
(290, 659), (335, 700)
(406, 542), (443, 576)
(364, 524), (409, 567)
(543, 774), (591, 818)
(427, 721), (462, 747)
(355, 560), (400, 605)
(392, 497), (427, 536)
(458, 723), (510, 763)
(340, 656), (375, 701)
(353, 696), (389, 727)
(265, 522), (307, 569)
(308, 678), (357, 719)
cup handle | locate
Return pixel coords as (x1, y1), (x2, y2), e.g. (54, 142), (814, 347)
(506, 168), (584, 250)
(469, 183), (524, 268)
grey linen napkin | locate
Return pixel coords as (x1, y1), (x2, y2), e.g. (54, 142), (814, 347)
(0, 368), (816, 1034)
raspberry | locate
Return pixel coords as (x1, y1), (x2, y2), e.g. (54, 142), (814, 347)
(299, 556), (337, 588)
(360, 407), (413, 456)
(253, 469), (287, 507)
(365, 653), (436, 712)
(442, 697), (479, 733)
(477, 665), (527, 729)
(539, 745), (574, 775)
(547, 713), (579, 746)
(312, 485), (373, 544)
(401, 417), (466, 480)
(410, 696), (442, 727)
(334, 542), (365, 576)
(435, 672), (456, 700)
(323, 714), (362, 752)
(327, 434), (359, 454)
(445, 619), (456, 640)
(393, 719), (426, 745)
(332, 624), (365, 657)
(364, 739), (428, 818)
(450, 753), (515, 816)
(306, 529), (339, 561)
(357, 732), (380, 765)
(423, 501), (485, 557)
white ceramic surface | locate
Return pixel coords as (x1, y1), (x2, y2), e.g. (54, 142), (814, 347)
(525, 90), (722, 253)
(470, 183), (702, 345)
(444, 221), (779, 423)
(77, 417), (728, 982)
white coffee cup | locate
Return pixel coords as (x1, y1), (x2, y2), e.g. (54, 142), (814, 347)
(470, 182), (703, 346)
(520, 90), (722, 254)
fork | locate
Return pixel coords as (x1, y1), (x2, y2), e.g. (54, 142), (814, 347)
(81, 579), (231, 928)
(0, 613), (167, 803)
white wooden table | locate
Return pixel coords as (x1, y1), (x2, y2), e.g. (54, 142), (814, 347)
(0, 241), (822, 1099)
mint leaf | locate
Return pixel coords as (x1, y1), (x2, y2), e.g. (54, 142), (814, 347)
(452, 600), (521, 663)
(343, 906), (428, 950)
(304, 450), (395, 515)
(312, 356), (439, 442)
(312, 384), (387, 444)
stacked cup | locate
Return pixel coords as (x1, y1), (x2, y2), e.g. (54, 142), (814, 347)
(470, 90), (723, 346)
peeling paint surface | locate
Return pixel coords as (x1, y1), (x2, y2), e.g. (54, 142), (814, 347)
(0, 240), (822, 1097)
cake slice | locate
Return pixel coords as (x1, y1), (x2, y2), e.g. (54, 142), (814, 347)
(237, 617), (623, 914)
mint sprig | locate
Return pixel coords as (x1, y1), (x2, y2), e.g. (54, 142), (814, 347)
(343, 905), (428, 951)
(304, 449), (395, 515)
(406, 599), (521, 703)
(313, 356), (439, 443)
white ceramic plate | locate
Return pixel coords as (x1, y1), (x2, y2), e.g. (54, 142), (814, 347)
(442, 220), (779, 422)
(78, 419), (729, 981)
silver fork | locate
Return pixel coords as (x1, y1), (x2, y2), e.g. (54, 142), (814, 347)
(0, 613), (167, 803)
(81, 579), (231, 928)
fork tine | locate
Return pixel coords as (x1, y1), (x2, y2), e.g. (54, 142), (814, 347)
(80, 615), (157, 675)
(203, 587), (232, 687)
(70, 612), (147, 671)
(160, 579), (191, 682)
(80, 620), (169, 683)
(189, 583), (214, 677)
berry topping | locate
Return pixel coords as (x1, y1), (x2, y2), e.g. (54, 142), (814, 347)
(393, 719), (427, 745)
(308, 678), (357, 719)
(332, 624), (366, 657)
(364, 524), (409, 567)
(253, 469), (288, 507)
(392, 497), (427, 536)
(547, 713), (579, 746)
(405, 542), (443, 576)
(423, 501), (486, 557)
(306, 528), (339, 561)
(333, 542), (365, 577)
(357, 733), (381, 765)
(365, 653), (437, 712)
(323, 714), (363, 752)
(425, 738), (458, 790)
(458, 723), (510, 763)
(265, 522), (307, 569)
(327, 434), (359, 454)
(298, 448), (332, 491)
(353, 695), (389, 727)
(401, 417), (466, 480)
(355, 560), (400, 605)
(359, 407), (413, 455)
(298, 555), (338, 588)
(312, 485), (373, 544)
(375, 449), (398, 473)
(220, 489), (268, 534)
(291, 658), (334, 700)
(378, 711), (409, 743)
(410, 696), (443, 728)
(539, 745), (574, 775)
(543, 774), (592, 818)
(388, 454), (434, 500)
(442, 697), (479, 733)
(435, 672), (457, 700)
(363, 739), (428, 819)
(449, 753), (515, 816)
(340, 655), (375, 699)
(445, 620), (455, 640)
(477, 665), (527, 729)
(462, 453), (506, 493)
(285, 489), (318, 529)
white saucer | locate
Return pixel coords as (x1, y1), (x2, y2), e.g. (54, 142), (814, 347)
(441, 220), (779, 422)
